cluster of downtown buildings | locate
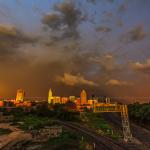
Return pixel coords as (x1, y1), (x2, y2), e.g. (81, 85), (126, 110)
(0, 89), (133, 142)
(0, 88), (101, 111)
(0, 88), (112, 112)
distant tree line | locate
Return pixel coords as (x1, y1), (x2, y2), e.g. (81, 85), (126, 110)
(4, 101), (80, 122)
(128, 102), (150, 122)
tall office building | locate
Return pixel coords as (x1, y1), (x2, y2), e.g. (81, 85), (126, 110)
(16, 89), (25, 102)
(48, 88), (53, 104)
(80, 90), (87, 104)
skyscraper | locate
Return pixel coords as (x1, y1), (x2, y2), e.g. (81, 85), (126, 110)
(48, 88), (53, 104)
(80, 90), (87, 104)
(16, 89), (25, 102)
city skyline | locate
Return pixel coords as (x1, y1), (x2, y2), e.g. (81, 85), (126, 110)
(1, 88), (150, 104)
(0, 1), (149, 149)
(0, 0), (150, 102)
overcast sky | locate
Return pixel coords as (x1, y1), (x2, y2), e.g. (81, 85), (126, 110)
(0, 0), (150, 102)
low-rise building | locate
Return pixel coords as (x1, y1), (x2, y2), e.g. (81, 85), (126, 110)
(61, 97), (68, 104)
(32, 126), (62, 142)
(88, 99), (98, 105)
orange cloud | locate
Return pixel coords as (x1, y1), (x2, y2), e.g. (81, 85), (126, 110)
(56, 73), (97, 86)
(106, 79), (133, 86)
(132, 59), (150, 71)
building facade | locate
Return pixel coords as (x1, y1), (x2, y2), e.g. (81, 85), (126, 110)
(80, 90), (87, 104)
(48, 89), (53, 104)
(16, 89), (25, 102)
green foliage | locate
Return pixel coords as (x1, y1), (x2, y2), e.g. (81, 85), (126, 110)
(3, 107), (25, 117)
(85, 113), (111, 131)
(128, 103), (150, 121)
(20, 115), (51, 130)
(53, 103), (79, 121)
(7, 102), (79, 127)
(30, 103), (54, 117)
(83, 113), (122, 139)
(43, 131), (82, 150)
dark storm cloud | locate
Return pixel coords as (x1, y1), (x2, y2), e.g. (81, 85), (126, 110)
(89, 54), (121, 72)
(16, 52), (99, 96)
(106, 0), (114, 3)
(53, 2), (82, 28)
(103, 11), (113, 18)
(42, 2), (84, 40)
(117, 19), (124, 27)
(1, 0), (150, 100)
(42, 13), (62, 30)
(129, 25), (146, 41)
(86, 0), (97, 4)
(54, 52), (95, 75)
(87, 54), (132, 91)
(117, 3), (128, 13)
(86, 0), (114, 4)
(96, 26), (112, 32)
(0, 24), (37, 60)
(122, 25), (147, 42)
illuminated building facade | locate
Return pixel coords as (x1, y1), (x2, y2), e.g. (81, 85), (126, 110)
(88, 99), (98, 105)
(48, 89), (53, 104)
(80, 90), (87, 104)
(16, 89), (25, 102)
(74, 98), (81, 105)
(53, 97), (61, 104)
(0, 101), (4, 107)
(61, 97), (68, 104)
(48, 89), (61, 104)
(69, 96), (76, 102)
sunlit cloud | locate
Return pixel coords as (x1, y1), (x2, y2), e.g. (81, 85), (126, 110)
(131, 58), (150, 74)
(56, 73), (98, 86)
(96, 26), (112, 33)
(106, 79), (133, 86)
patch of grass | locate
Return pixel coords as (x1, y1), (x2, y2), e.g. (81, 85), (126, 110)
(85, 113), (111, 131)
(42, 131), (79, 150)
(42, 130), (92, 150)
(83, 113), (122, 139)
(0, 128), (12, 135)
(19, 115), (52, 130)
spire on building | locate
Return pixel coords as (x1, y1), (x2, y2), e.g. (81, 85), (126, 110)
(48, 88), (53, 104)
(80, 89), (87, 104)
(16, 89), (25, 102)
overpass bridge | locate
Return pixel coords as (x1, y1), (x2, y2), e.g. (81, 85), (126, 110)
(93, 101), (132, 142)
